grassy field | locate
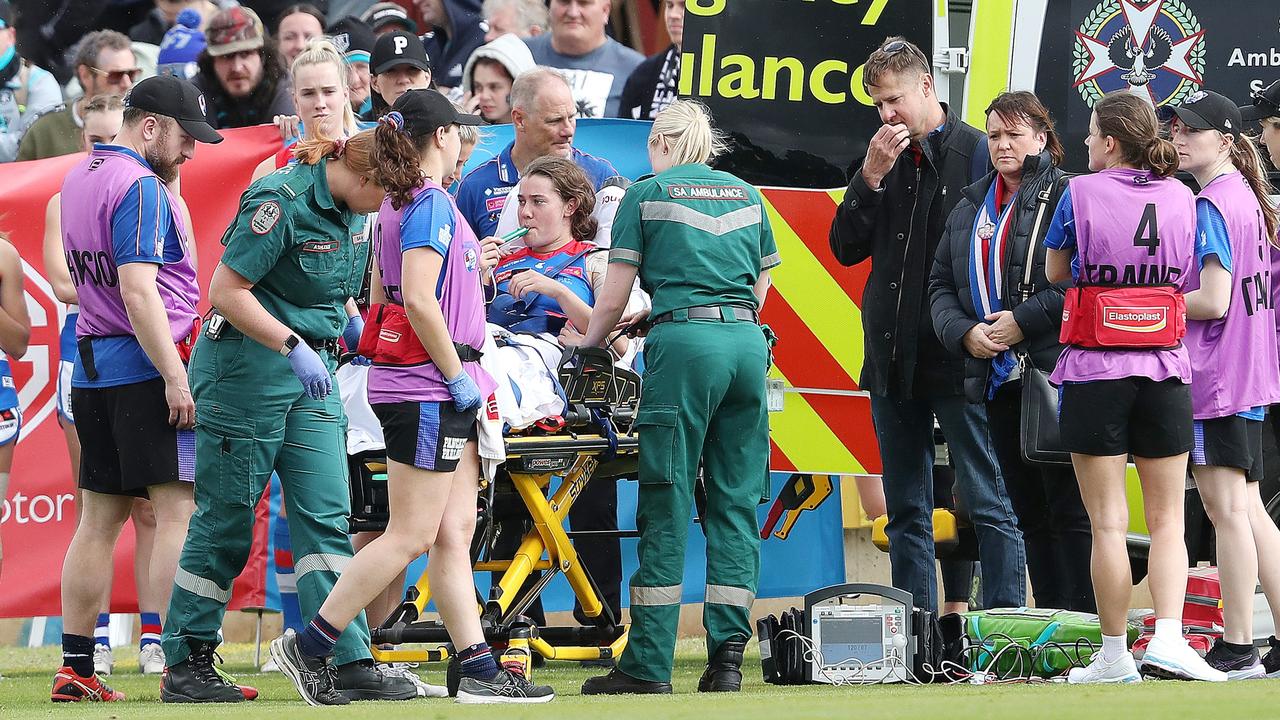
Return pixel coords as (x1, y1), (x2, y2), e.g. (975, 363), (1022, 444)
(1, 639), (1277, 719)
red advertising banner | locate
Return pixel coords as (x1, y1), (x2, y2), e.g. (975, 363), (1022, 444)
(0, 126), (281, 618)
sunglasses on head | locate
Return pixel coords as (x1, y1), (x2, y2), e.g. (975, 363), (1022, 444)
(880, 40), (930, 66)
(1250, 88), (1280, 118)
(90, 66), (143, 84)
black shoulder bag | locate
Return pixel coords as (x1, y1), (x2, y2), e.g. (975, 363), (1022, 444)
(1017, 175), (1072, 466)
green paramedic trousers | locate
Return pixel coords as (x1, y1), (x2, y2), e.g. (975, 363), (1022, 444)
(162, 329), (371, 666)
(618, 317), (771, 684)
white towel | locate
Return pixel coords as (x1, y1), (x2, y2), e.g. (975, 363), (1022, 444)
(337, 363), (385, 455)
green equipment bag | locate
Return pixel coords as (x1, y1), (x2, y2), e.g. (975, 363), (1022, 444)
(961, 608), (1140, 678)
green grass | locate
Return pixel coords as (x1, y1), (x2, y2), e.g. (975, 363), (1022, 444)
(1, 640), (1277, 719)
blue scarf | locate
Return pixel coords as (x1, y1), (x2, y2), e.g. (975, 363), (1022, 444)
(967, 176), (1019, 399)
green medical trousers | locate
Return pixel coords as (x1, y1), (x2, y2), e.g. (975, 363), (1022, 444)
(618, 318), (770, 683)
(162, 330), (371, 666)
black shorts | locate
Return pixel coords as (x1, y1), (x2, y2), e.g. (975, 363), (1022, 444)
(373, 401), (477, 472)
(71, 378), (196, 497)
(1059, 377), (1193, 458)
(1192, 415), (1264, 481)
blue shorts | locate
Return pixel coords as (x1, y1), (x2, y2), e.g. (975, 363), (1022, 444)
(0, 359), (20, 445)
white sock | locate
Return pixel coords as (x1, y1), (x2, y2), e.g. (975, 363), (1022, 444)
(1154, 618), (1183, 645)
(1101, 634), (1128, 662)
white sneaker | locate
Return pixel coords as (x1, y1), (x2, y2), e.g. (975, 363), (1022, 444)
(377, 662), (449, 698)
(93, 644), (114, 676)
(261, 657), (280, 673)
(138, 644), (166, 674)
(1140, 637), (1228, 682)
(1067, 651), (1142, 684)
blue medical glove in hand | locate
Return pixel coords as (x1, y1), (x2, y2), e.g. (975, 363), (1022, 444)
(446, 370), (482, 412)
(288, 343), (332, 399)
(343, 315), (371, 365)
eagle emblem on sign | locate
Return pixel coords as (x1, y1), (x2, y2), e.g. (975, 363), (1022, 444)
(250, 201), (282, 235)
(1072, 0), (1205, 108)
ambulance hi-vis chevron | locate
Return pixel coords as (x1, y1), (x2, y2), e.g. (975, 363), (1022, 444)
(684, 0), (1277, 479)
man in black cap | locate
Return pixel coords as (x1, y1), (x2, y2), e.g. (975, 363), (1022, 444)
(326, 16), (377, 118)
(51, 74), (223, 704)
(1241, 79), (1280, 170)
(369, 29), (433, 117)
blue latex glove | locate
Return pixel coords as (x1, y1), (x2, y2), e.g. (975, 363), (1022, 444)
(445, 369), (482, 412)
(343, 315), (371, 365)
(288, 342), (332, 399)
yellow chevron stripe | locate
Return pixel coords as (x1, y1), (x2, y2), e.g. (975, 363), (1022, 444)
(761, 194), (863, 387)
(768, 366), (865, 475)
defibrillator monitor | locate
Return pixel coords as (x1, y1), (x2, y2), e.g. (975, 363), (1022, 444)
(804, 584), (913, 684)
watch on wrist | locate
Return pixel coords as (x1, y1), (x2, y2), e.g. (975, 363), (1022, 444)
(280, 334), (301, 357)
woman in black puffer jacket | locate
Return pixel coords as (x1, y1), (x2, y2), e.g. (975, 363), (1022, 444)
(930, 90), (1094, 612)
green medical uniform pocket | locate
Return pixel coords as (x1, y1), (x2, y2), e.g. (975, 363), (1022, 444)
(636, 404), (679, 486)
(195, 409), (258, 508)
(297, 238), (341, 273)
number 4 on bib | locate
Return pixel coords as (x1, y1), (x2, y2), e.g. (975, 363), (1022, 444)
(1133, 203), (1159, 256)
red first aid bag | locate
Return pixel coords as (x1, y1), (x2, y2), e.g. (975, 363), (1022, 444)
(357, 303), (430, 366)
(176, 316), (202, 364)
(1059, 285), (1186, 349)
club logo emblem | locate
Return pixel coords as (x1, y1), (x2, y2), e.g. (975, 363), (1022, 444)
(1072, 0), (1205, 108)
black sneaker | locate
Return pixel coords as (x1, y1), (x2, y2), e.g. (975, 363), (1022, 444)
(1263, 636), (1280, 678)
(456, 668), (555, 704)
(581, 668), (672, 695)
(160, 643), (245, 703)
(698, 639), (746, 692)
(333, 659), (418, 701)
(1204, 639), (1265, 681)
(269, 630), (350, 706)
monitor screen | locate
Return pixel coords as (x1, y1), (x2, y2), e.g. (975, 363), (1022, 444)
(818, 617), (884, 665)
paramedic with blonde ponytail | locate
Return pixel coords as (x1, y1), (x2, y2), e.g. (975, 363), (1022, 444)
(575, 100), (779, 696)
(1168, 89), (1280, 679)
(160, 128), (417, 704)
(1044, 92), (1225, 684)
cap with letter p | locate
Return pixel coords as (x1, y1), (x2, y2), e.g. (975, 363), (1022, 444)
(372, 30), (432, 75)
(124, 75), (224, 144)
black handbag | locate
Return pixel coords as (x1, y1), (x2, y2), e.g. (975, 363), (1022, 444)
(1015, 175), (1072, 466)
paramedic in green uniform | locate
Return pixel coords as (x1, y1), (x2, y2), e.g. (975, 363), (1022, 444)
(577, 100), (780, 695)
(160, 129), (416, 703)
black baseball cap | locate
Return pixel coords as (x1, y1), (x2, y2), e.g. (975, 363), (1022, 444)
(124, 75), (224, 144)
(1169, 89), (1243, 137)
(389, 89), (483, 135)
(371, 30), (432, 74)
(327, 16), (376, 64)
(1240, 79), (1280, 122)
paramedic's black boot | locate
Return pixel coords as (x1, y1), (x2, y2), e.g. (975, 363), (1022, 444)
(581, 668), (672, 695)
(160, 643), (245, 703)
(698, 639), (746, 692)
(333, 660), (418, 701)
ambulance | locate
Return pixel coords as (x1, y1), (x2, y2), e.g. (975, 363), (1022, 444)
(678, 0), (1280, 573)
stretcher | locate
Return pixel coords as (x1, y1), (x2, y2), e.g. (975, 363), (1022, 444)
(345, 346), (642, 665)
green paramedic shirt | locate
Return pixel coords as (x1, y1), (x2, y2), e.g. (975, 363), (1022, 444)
(607, 163), (781, 318)
(218, 161), (369, 340)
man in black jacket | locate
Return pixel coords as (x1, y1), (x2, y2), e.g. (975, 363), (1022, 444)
(828, 37), (1024, 613)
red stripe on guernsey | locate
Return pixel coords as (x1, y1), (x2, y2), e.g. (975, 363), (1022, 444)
(274, 549), (294, 568)
(760, 189), (868, 305)
(762, 294), (858, 392)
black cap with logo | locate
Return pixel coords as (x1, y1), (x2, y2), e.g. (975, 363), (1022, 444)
(371, 30), (432, 75)
(124, 75), (224, 144)
(388, 89), (483, 136)
(1169, 89), (1243, 138)
(1240, 79), (1280, 122)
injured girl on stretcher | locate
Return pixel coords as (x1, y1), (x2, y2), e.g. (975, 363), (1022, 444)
(341, 155), (647, 471)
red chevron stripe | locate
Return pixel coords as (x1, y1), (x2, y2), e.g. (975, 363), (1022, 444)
(763, 293), (858, 393)
(769, 437), (797, 472)
(761, 188), (869, 306)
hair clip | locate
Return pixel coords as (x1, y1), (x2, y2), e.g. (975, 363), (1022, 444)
(380, 111), (406, 133)
(331, 136), (346, 159)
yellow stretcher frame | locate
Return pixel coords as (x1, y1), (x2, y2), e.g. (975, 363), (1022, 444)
(369, 432), (638, 665)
